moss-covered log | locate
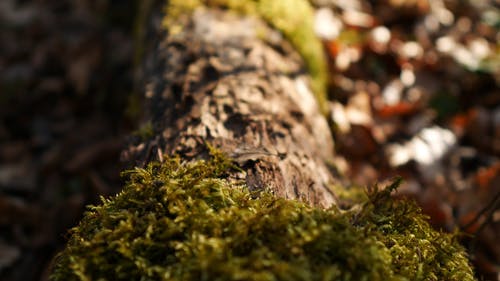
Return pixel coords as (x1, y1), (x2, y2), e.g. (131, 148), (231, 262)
(50, 1), (476, 280)
(124, 0), (337, 207)
(50, 152), (474, 280)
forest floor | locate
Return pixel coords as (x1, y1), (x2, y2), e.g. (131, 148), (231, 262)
(0, 0), (498, 280)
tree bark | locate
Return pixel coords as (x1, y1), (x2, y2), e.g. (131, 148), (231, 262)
(123, 3), (338, 208)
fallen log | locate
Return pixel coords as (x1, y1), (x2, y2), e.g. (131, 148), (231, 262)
(49, 1), (475, 280)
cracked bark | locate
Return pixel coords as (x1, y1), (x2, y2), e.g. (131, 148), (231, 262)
(123, 5), (339, 208)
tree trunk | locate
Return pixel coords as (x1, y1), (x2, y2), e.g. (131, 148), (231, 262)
(123, 3), (338, 208)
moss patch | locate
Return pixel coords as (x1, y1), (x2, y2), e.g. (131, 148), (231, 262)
(131, 121), (154, 141)
(50, 150), (474, 281)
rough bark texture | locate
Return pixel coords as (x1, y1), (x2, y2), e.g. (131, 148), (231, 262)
(123, 5), (338, 207)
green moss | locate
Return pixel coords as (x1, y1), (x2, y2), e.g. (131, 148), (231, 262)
(330, 184), (368, 209)
(163, 0), (329, 115)
(50, 150), (474, 281)
(256, 0), (328, 115)
(162, 0), (203, 35)
(132, 121), (154, 141)
(133, 0), (154, 69)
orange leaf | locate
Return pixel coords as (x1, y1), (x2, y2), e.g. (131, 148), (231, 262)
(376, 102), (418, 118)
(475, 162), (500, 191)
(325, 40), (341, 58)
(459, 211), (481, 234)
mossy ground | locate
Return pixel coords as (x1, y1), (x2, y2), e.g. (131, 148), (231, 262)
(50, 149), (474, 281)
